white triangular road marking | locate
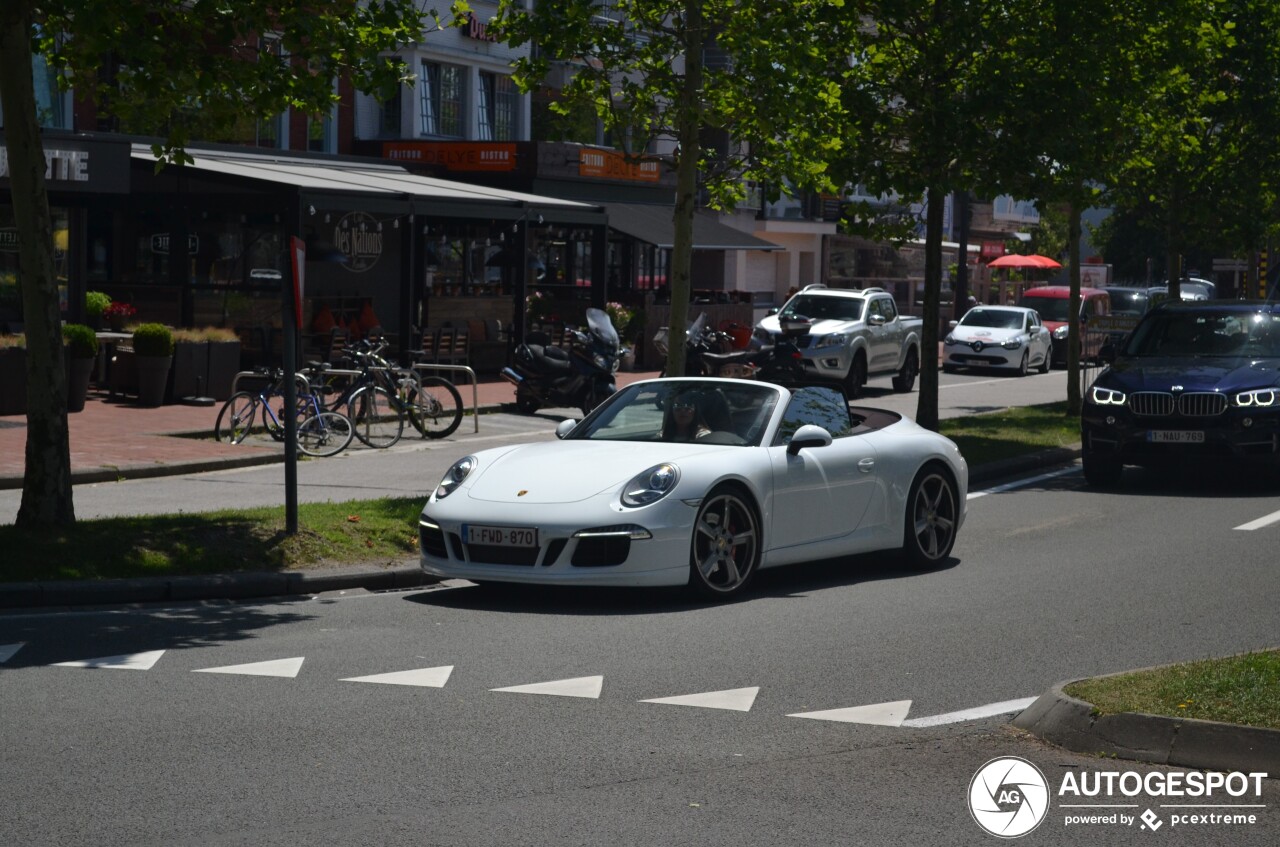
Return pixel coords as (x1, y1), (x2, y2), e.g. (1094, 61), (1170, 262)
(902, 697), (1038, 728)
(342, 666), (454, 688)
(641, 686), (759, 712)
(0, 642), (25, 664)
(491, 675), (603, 699)
(787, 699), (913, 726)
(192, 657), (304, 678)
(53, 649), (166, 671)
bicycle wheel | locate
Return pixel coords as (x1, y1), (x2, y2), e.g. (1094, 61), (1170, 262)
(406, 376), (463, 439)
(264, 374), (312, 441)
(214, 392), (259, 444)
(348, 385), (404, 448)
(297, 411), (354, 458)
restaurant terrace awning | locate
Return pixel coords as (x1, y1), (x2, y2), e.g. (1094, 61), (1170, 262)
(604, 202), (782, 251)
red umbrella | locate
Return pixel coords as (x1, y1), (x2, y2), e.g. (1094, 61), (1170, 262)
(987, 253), (1062, 269)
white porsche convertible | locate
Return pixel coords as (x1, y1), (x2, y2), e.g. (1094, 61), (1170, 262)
(419, 378), (967, 599)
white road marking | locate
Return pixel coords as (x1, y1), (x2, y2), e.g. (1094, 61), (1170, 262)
(1234, 508), (1280, 531)
(0, 642), (25, 663)
(53, 649), (166, 671)
(968, 466), (1079, 500)
(901, 696), (1038, 727)
(491, 675), (603, 699)
(787, 700), (913, 726)
(341, 665), (454, 688)
(640, 686), (759, 712)
(192, 657), (305, 678)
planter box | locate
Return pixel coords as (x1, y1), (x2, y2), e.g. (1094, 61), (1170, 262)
(0, 347), (27, 416)
(169, 340), (210, 402)
(135, 354), (172, 407)
(67, 357), (94, 413)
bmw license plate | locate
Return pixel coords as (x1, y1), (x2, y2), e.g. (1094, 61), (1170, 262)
(464, 524), (538, 547)
(1147, 430), (1205, 444)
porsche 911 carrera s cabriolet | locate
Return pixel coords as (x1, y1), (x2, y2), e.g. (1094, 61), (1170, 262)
(419, 378), (968, 599)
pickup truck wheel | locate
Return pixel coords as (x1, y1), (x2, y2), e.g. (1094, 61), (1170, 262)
(845, 353), (868, 399)
(891, 348), (918, 392)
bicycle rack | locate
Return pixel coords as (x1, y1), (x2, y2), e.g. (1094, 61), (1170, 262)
(230, 370), (313, 395)
(409, 363), (479, 433)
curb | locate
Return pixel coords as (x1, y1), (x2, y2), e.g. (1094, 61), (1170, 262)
(1013, 677), (1280, 773)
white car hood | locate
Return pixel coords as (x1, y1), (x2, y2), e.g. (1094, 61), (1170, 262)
(463, 440), (728, 504)
(950, 325), (1022, 343)
(757, 315), (858, 336)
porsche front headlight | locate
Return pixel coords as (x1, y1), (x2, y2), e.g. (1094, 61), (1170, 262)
(435, 455), (477, 499)
(620, 463), (680, 508)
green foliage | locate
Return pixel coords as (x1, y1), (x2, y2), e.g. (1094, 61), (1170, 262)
(84, 290), (111, 317)
(131, 323), (174, 357)
(61, 323), (98, 359)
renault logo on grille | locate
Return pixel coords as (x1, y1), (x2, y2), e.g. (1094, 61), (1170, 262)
(972, 340), (984, 352)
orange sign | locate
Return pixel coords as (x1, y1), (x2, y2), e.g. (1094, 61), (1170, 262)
(578, 148), (661, 182)
(384, 142), (517, 172)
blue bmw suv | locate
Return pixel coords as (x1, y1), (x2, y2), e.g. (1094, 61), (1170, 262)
(1081, 300), (1280, 487)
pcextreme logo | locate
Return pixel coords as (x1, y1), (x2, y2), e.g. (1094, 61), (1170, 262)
(968, 758), (1270, 838)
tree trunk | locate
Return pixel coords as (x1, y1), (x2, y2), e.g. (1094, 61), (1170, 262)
(914, 187), (943, 432)
(1066, 197), (1082, 416)
(664, 0), (704, 379)
(0, 2), (76, 527)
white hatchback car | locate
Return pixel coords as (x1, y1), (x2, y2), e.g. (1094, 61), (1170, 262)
(943, 305), (1052, 375)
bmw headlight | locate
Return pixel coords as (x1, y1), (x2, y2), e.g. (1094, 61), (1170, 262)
(435, 455), (477, 499)
(1089, 386), (1126, 405)
(620, 463), (679, 508)
(814, 333), (848, 349)
(1053, 326), (1069, 340)
(1235, 388), (1278, 407)
(1000, 337), (1025, 350)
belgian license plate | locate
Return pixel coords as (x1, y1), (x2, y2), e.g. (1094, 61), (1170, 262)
(1148, 430), (1205, 444)
(464, 524), (538, 547)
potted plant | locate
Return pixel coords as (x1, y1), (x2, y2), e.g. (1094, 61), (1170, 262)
(62, 323), (98, 413)
(104, 300), (137, 332)
(131, 322), (174, 407)
(84, 291), (111, 331)
(202, 326), (242, 401)
(0, 333), (26, 416)
(169, 327), (211, 402)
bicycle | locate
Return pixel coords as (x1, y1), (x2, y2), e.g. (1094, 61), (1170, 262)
(324, 338), (463, 447)
(215, 367), (354, 457)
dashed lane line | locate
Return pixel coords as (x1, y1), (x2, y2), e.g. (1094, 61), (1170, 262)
(1234, 508), (1280, 531)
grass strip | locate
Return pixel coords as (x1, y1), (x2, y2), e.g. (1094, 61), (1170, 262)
(1065, 650), (1280, 731)
(939, 401), (1079, 466)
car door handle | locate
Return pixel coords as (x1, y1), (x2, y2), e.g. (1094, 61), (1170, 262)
(858, 458), (875, 473)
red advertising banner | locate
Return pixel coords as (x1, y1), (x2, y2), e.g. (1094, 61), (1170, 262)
(980, 240), (1006, 261)
(578, 148), (661, 182)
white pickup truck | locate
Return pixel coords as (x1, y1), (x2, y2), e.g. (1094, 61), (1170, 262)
(753, 285), (923, 397)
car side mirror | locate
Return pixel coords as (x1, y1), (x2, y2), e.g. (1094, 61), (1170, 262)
(767, 307), (779, 316)
(787, 424), (833, 455)
(948, 320), (959, 328)
(555, 419), (578, 439)
(868, 313), (887, 326)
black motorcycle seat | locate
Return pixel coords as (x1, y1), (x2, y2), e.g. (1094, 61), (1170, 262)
(524, 344), (574, 372)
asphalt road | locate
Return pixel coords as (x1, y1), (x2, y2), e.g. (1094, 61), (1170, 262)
(2, 458), (1278, 845)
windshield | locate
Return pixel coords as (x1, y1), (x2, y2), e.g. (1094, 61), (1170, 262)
(1124, 311), (1280, 358)
(781, 294), (864, 322)
(1109, 291), (1150, 316)
(959, 309), (1024, 330)
(585, 307), (619, 352)
(1021, 296), (1072, 322)
(571, 380), (781, 446)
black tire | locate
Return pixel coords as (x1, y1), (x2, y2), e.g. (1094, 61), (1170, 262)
(580, 384), (609, 417)
(407, 377), (463, 439)
(902, 464), (959, 569)
(348, 386), (403, 448)
(1082, 444), (1123, 488)
(1016, 350), (1030, 377)
(1038, 344), (1052, 373)
(514, 387), (540, 415)
(942, 364), (959, 375)
(845, 352), (868, 399)
(297, 411), (354, 458)
(891, 347), (919, 392)
(214, 392), (259, 444)
(688, 487), (761, 600)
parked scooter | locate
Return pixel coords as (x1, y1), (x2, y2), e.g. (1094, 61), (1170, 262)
(503, 307), (622, 416)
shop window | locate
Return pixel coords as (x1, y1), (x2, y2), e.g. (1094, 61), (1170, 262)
(419, 62), (463, 138)
(380, 85), (403, 137)
(478, 72), (517, 141)
(0, 206), (69, 321)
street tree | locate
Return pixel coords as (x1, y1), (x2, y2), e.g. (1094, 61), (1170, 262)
(0, 0), (456, 529)
(833, 2), (1006, 431)
(492, 0), (847, 377)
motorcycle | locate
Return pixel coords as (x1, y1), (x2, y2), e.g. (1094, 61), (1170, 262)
(502, 307), (622, 416)
(655, 311), (806, 385)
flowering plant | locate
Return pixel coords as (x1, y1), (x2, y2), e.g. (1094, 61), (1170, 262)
(526, 290), (553, 321)
(103, 301), (137, 319)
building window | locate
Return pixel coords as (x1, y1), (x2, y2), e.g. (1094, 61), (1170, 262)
(380, 85), (402, 137)
(419, 61), (463, 137)
(1, 28), (71, 130)
(478, 72), (517, 141)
